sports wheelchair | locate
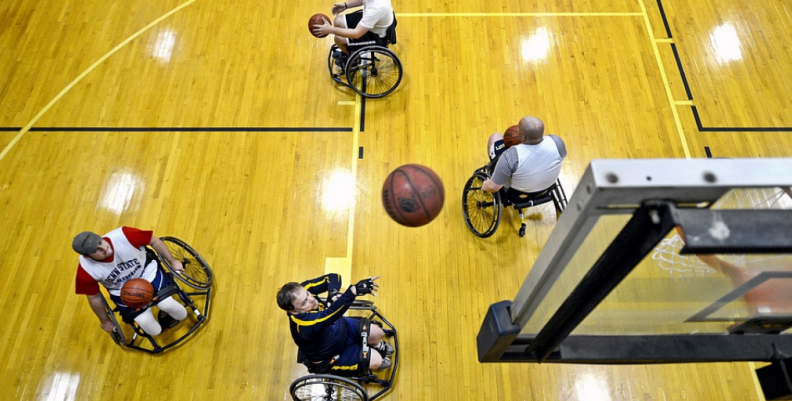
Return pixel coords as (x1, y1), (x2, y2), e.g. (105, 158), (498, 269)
(100, 237), (214, 354)
(327, 15), (402, 98)
(462, 167), (568, 238)
(289, 300), (398, 401)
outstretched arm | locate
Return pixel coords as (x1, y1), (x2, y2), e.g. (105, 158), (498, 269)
(149, 236), (184, 272)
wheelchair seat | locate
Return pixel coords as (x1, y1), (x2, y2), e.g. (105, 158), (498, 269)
(463, 168), (568, 238)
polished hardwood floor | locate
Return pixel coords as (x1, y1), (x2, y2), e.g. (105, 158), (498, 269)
(1, 0), (790, 399)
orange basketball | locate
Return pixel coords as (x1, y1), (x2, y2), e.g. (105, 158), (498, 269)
(382, 164), (445, 227)
(309, 13), (331, 38)
(120, 278), (154, 309)
(504, 125), (521, 148)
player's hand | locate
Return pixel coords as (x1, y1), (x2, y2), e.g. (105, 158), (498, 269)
(170, 259), (184, 273)
(332, 3), (346, 15)
(312, 18), (333, 37)
(353, 275), (380, 296)
(101, 321), (117, 333)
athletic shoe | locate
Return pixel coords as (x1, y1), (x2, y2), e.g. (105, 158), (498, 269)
(374, 341), (395, 357)
(377, 357), (392, 370)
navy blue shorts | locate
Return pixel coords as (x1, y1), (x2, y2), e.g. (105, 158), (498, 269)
(328, 317), (366, 373)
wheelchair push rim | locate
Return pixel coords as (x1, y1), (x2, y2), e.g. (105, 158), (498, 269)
(345, 46), (402, 98)
(160, 236), (214, 289)
(290, 374), (369, 401)
(462, 172), (501, 238)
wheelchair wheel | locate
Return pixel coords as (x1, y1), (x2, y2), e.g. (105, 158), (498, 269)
(160, 237), (214, 290)
(345, 46), (402, 98)
(462, 172), (502, 238)
(290, 375), (368, 401)
(100, 293), (126, 346)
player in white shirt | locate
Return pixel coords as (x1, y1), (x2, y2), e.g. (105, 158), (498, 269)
(312, 0), (394, 56)
(73, 227), (188, 336)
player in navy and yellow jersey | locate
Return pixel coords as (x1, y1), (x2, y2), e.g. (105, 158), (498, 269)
(277, 274), (394, 373)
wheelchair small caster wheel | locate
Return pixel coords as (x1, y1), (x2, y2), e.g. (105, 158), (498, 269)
(519, 224), (526, 237)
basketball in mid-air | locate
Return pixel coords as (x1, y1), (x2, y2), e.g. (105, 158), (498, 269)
(382, 164), (445, 227)
(309, 14), (332, 38)
(503, 125), (521, 148)
(120, 278), (154, 309)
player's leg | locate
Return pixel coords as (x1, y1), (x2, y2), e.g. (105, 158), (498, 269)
(487, 132), (506, 172)
(334, 11), (360, 54)
(368, 324), (395, 358)
(158, 296), (188, 320)
(133, 308), (162, 336)
(488, 132), (505, 160)
(149, 267), (188, 321)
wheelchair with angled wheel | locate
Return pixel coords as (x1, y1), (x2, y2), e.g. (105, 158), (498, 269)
(289, 300), (398, 401)
(327, 15), (402, 98)
(462, 166), (568, 238)
(101, 237), (214, 354)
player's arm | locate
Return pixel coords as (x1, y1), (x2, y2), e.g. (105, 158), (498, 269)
(332, 0), (363, 15)
(484, 153), (514, 192)
(86, 293), (116, 333)
(121, 226), (185, 272)
(314, 5), (371, 39)
(290, 288), (357, 333)
(149, 236), (184, 272)
(301, 274), (342, 296)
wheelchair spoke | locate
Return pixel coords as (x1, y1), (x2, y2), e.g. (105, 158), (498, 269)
(346, 47), (403, 98)
(462, 174), (501, 238)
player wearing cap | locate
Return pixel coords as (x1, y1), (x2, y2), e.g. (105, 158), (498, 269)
(72, 227), (188, 336)
(277, 274), (395, 373)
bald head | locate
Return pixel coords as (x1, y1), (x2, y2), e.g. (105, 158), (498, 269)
(519, 116), (544, 145)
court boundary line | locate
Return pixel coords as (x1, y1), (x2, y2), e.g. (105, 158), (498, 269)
(654, 0), (792, 132)
(0, 0), (197, 163)
(0, 127), (352, 132)
(323, 93), (362, 282)
(397, 12), (643, 17)
(638, 0), (691, 158)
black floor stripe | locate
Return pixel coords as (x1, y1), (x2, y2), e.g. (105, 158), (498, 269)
(657, 0), (792, 132)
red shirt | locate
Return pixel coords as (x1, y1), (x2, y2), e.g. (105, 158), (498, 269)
(75, 227), (153, 295)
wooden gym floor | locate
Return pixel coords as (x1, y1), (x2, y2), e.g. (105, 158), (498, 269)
(1, 0), (791, 399)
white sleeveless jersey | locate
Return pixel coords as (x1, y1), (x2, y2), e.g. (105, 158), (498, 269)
(78, 227), (157, 296)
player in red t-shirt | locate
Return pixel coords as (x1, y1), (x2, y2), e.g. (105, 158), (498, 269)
(73, 227), (186, 336)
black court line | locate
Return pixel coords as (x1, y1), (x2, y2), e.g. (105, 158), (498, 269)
(359, 146), (364, 159)
(670, 44), (693, 101)
(704, 146), (712, 158)
(656, 0), (792, 132)
(656, 0), (673, 38)
(0, 127), (352, 132)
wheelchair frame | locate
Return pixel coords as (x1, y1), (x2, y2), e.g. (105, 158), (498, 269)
(289, 300), (399, 401)
(326, 16), (402, 99)
(101, 237), (214, 354)
(462, 166), (568, 238)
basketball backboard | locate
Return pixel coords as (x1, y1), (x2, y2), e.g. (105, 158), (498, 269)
(478, 158), (792, 369)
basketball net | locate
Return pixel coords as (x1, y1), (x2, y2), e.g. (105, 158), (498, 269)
(651, 187), (792, 277)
